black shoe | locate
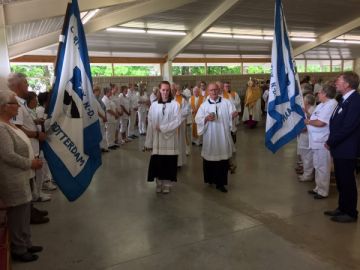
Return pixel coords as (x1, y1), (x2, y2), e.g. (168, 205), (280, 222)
(330, 214), (357, 223)
(31, 205), (48, 216)
(324, 209), (343, 217)
(314, 194), (327, 200)
(216, 185), (228, 193)
(12, 252), (38, 262)
(28, 246), (43, 253)
(31, 215), (50, 225)
(308, 190), (317, 195)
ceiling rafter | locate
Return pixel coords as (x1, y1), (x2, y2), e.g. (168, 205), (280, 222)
(166, 0), (241, 62)
(8, 0), (195, 59)
(293, 16), (360, 56)
(4, 0), (136, 25)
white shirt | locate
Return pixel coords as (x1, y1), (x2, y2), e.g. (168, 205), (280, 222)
(342, 89), (356, 101)
(195, 97), (236, 161)
(12, 96), (40, 156)
(308, 99), (337, 149)
(127, 89), (139, 110)
(102, 95), (116, 123)
(119, 95), (131, 120)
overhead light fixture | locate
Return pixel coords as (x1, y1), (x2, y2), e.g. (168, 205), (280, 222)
(233, 34), (263, 40)
(344, 40), (360, 44)
(263, 36), (273, 40)
(106, 27), (146, 33)
(147, 30), (186, 36)
(330, 39), (360, 44)
(329, 39), (345, 44)
(81, 9), (99, 24)
(202, 33), (232, 38)
(290, 37), (316, 42)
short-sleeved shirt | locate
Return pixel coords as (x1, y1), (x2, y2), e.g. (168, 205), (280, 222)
(12, 96), (40, 156)
(308, 99), (337, 149)
(102, 95), (116, 123)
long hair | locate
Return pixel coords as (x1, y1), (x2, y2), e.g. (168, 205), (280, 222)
(156, 81), (173, 102)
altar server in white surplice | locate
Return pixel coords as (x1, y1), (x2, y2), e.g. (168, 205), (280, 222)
(195, 83), (238, 193)
(145, 81), (182, 194)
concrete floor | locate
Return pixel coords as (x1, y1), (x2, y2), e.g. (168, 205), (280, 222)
(13, 123), (360, 270)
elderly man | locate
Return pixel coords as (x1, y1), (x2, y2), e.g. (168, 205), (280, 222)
(325, 72), (360, 223)
(8, 73), (49, 224)
(195, 83), (238, 193)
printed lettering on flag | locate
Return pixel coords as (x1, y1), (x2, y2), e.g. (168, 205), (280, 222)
(265, 0), (305, 153)
(42, 0), (101, 201)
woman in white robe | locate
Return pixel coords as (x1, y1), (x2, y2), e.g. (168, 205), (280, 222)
(195, 83), (237, 193)
(145, 81), (182, 194)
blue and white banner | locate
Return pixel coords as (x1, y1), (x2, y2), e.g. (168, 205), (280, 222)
(265, 0), (305, 153)
(42, 0), (102, 201)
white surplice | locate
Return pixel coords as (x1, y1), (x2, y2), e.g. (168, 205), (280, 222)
(145, 100), (182, 155)
(195, 97), (236, 161)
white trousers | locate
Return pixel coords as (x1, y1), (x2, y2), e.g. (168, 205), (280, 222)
(106, 122), (116, 146)
(128, 110), (137, 136)
(312, 148), (331, 196)
(120, 118), (129, 134)
(138, 110), (147, 134)
(299, 148), (313, 178)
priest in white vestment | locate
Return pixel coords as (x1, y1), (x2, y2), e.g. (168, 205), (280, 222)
(174, 84), (191, 167)
(242, 79), (262, 128)
(145, 81), (182, 194)
(195, 83), (238, 193)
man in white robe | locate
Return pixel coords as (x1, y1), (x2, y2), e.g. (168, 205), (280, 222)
(174, 85), (191, 167)
(195, 83), (238, 193)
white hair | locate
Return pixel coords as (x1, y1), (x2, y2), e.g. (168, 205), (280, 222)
(7, 73), (26, 91)
(0, 90), (16, 106)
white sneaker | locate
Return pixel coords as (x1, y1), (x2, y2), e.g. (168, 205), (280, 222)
(36, 194), (52, 202)
(156, 179), (162, 193)
(298, 175), (313, 182)
(42, 181), (57, 191)
(162, 185), (170, 194)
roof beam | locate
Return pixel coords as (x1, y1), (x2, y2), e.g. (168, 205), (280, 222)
(167, 0), (240, 62)
(8, 0), (195, 59)
(4, 0), (136, 25)
(293, 16), (360, 56)
(84, 0), (194, 34)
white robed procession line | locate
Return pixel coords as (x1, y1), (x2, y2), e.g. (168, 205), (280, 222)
(265, 0), (305, 153)
(42, 0), (102, 201)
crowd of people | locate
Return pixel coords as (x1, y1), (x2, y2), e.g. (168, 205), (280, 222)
(296, 72), (360, 223)
(0, 71), (359, 265)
